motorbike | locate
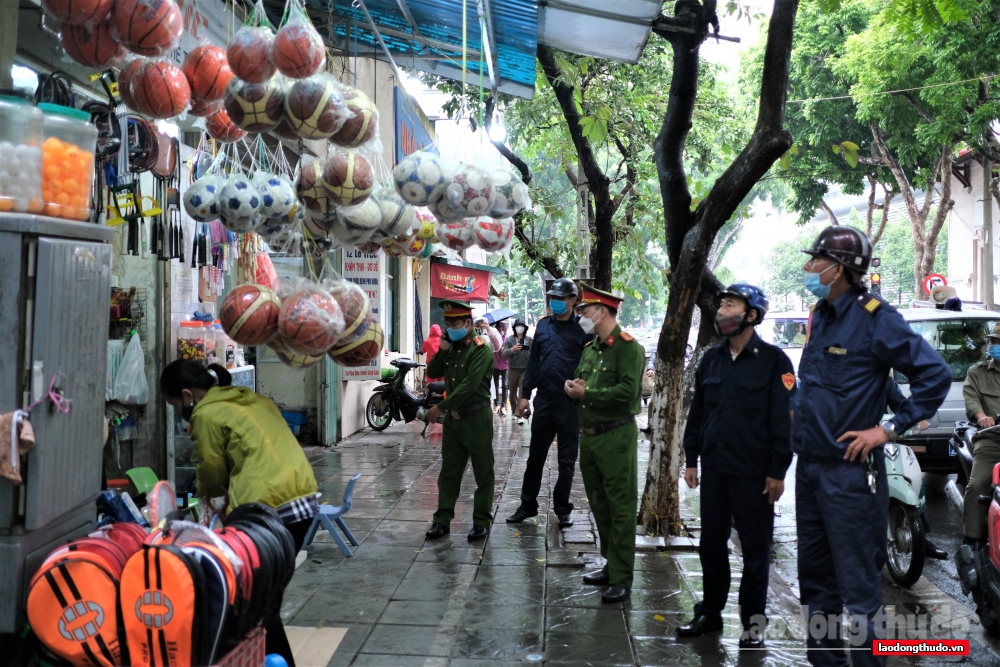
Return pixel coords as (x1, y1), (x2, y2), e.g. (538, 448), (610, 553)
(884, 438), (928, 588)
(365, 358), (444, 435)
(950, 417), (1000, 636)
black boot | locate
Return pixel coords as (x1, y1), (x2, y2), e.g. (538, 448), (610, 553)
(602, 585), (630, 603)
(425, 523), (450, 539)
(557, 513), (574, 528)
(506, 507), (538, 523)
(677, 614), (723, 637)
(467, 525), (490, 541)
(582, 570), (609, 586)
(925, 540), (948, 560)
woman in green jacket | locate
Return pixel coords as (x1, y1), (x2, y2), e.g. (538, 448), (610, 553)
(160, 360), (318, 667)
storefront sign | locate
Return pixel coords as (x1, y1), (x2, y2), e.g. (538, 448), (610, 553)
(430, 263), (492, 302)
(342, 248), (383, 381)
(394, 87), (437, 163)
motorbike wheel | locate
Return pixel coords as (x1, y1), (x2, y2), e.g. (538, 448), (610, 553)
(366, 393), (392, 431)
(886, 501), (925, 588)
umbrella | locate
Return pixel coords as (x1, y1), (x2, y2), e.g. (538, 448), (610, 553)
(484, 308), (516, 324)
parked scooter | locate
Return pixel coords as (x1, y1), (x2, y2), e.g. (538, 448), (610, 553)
(365, 358), (444, 435)
(950, 417), (1000, 636)
(884, 431), (929, 588)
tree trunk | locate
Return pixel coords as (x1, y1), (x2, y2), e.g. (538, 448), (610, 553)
(639, 0), (798, 535)
(820, 200), (838, 225)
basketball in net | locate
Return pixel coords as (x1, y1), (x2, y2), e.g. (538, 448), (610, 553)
(270, 117), (299, 142)
(224, 77), (284, 133)
(110, 0), (183, 58)
(284, 74), (349, 139)
(188, 97), (222, 118)
(297, 158), (335, 214)
(42, 0), (114, 26)
(273, 21), (326, 79)
(117, 59), (143, 110)
(329, 321), (382, 367)
(269, 335), (324, 369)
(220, 284), (281, 346)
(320, 150), (374, 206)
(328, 281), (370, 345)
(182, 45), (233, 102)
(205, 108), (248, 143)
(278, 288), (345, 356)
(131, 60), (191, 119)
(330, 87), (378, 148)
(227, 26), (277, 84)
(60, 20), (126, 70)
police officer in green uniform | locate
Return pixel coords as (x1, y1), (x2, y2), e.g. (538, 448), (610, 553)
(565, 283), (645, 603)
(424, 300), (497, 541)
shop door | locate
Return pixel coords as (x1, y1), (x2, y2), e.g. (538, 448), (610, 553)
(321, 356), (340, 444)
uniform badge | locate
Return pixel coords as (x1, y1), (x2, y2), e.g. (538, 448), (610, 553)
(781, 372), (795, 390)
(607, 336), (614, 346)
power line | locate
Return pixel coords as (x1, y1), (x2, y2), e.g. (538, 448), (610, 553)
(786, 73), (999, 105)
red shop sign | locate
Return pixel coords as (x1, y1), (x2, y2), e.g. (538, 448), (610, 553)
(430, 263), (492, 301)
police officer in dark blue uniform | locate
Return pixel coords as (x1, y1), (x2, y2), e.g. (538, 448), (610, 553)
(677, 284), (795, 649)
(508, 277), (591, 527)
(793, 227), (951, 666)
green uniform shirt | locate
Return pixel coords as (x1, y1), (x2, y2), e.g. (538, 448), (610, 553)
(965, 359), (1000, 441)
(574, 324), (645, 427)
(427, 330), (495, 412)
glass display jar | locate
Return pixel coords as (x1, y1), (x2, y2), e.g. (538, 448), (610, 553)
(0, 95), (44, 214)
(176, 321), (209, 361)
(38, 103), (98, 222)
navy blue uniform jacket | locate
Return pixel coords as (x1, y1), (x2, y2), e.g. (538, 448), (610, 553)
(521, 314), (590, 400)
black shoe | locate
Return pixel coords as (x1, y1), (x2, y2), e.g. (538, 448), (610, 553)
(925, 540), (948, 560)
(583, 570), (609, 586)
(676, 614), (724, 637)
(467, 525), (490, 541)
(557, 513), (574, 528)
(425, 523), (450, 539)
(602, 585), (630, 603)
(506, 507), (538, 523)
(738, 635), (765, 649)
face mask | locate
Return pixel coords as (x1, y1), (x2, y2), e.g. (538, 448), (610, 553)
(804, 263), (837, 299)
(549, 299), (568, 315)
(714, 313), (745, 338)
(578, 316), (595, 335)
(515, 326), (525, 335)
(447, 326), (468, 342)
(989, 344), (1000, 360)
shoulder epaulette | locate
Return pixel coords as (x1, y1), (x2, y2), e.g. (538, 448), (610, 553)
(584, 339), (595, 347)
(855, 292), (883, 315)
(473, 336), (484, 346)
(620, 331), (634, 342)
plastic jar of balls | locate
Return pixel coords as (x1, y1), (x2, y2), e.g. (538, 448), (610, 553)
(0, 95), (45, 215)
(38, 103), (98, 222)
(176, 321), (209, 361)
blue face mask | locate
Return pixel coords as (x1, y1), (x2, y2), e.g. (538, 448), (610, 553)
(804, 264), (837, 299)
(549, 299), (568, 315)
(989, 344), (1000, 360)
(447, 326), (468, 342)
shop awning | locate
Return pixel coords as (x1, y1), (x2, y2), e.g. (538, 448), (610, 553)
(537, 0), (662, 64)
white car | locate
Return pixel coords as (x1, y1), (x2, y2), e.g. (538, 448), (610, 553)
(758, 310), (811, 374)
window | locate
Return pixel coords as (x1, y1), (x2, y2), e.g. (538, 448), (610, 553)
(897, 319), (1000, 383)
(758, 318), (809, 349)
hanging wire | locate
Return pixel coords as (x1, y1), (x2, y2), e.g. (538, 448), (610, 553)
(351, 0), (404, 82)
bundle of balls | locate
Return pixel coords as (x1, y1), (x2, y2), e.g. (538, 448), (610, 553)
(392, 152), (526, 255)
(220, 280), (383, 370)
(183, 170), (297, 235)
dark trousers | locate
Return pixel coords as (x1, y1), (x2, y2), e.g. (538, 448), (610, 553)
(695, 470), (774, 633)
(493, 368), (508, 408)
(264, 517), (312, 667)
(518, 395), (579, 516)
(796, 455), (888, 667)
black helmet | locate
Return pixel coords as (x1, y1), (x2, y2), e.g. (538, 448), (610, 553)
(718, 283), (769, 321)
(546, 277), (578, 298)
(802, 226), (873, 275)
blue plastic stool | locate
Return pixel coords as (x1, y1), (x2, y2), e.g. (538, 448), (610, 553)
(303, 473), (361, 557)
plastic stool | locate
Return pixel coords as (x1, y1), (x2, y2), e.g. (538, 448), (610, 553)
(125, 467), (159, 494)
(303, 473), (361, 557)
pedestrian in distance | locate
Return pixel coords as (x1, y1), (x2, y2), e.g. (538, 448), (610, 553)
(508, 277), (592, 529)
(503, 318), (532, 426)
(960, 324), (1000, 548)
(676, 283), (794, 649)
(421, 323), (444, 383)
(567, 283), (645, 604)
(423, 300), (497, 542)
(493, 321), (511, 415)
(793, 226), (950, 666)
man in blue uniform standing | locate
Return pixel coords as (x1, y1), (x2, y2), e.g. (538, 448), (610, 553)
(793, 227), (951, 666)
(508, 277), (591, 528)
(677, 283), (795, 649)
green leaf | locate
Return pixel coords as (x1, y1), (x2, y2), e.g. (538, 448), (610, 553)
(831, 144), (841, 155)
(844, 150), (858, 168)
(596, 104), (612, 122)
(780, 152), (791, 170)
(841, 141), (860, 152)
(573, 88), (583, 115)
(790, 143), (799, 155)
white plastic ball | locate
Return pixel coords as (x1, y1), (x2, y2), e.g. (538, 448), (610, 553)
(338, 195), (382, 234)
(376, 192), (415, 238)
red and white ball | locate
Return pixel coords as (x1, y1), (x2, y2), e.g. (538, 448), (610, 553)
(445, 164), (494, 216)
(472, 216), (515, 252)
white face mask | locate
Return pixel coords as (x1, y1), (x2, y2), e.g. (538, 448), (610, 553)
(579, 307), (604, 335)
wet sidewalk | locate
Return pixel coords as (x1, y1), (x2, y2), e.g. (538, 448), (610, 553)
(280, 414), (985, 666)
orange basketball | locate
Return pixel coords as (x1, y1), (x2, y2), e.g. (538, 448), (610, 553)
(205, 108), (247, 143)
(42, 0), (114, 26)
(270, 335), (324, 369)
(221, 284), (281, 346)
(223, 77), (284, 133)
(321, 150), (374, 206)
(60, 20), (126, 70)
(329, 321), (383, 367)
(188, 97), (221, 118)
(273, 22), (326, 79)
(270, 117), (298, 142)
(182, 45), (233, 102)
(330, 87), (378, 148)
(117, 59), (143, 109)
(131, 60), (190, 119)
(278, 289), (345, 356)
(328, 280), (370, 345)
(227, 26), (277, 84)
(284, 74), (348, 139)
(296, 158), (334, 214)
(110, 0), (183, 58)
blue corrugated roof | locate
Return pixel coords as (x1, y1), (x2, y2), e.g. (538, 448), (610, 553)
(309, 0), (537, 93)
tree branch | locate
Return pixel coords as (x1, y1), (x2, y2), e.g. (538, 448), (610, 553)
(872, 182), (892, 246)
(871, 122), (923, 232)
(512, 211), (564, 279)
(484, 96), (531, 185)
(864, 174), (877, 237)
(820, 200), (839, 225)
(892, 90), (937, 124)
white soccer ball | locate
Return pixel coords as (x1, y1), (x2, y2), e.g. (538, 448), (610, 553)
(489, 168), (529, 218)
(375, 191), (416, 240)
(436, 219), (475, 251)
(255, 173), (296, 219)
(393, 150), (446, 205)
(472, 216), (514, 251)
(219, 176), (262, 228)
(445, 164), (495, 216)
(429, 195), (466, 224)
(183, 175), (223, 222)
(302, 209), (335, 239)
(338, 194), (382, 234)
(331, 214), (377, 245)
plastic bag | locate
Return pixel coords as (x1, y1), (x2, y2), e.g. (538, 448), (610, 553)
(114, 333), (149, 405)
(276, 278), (346, 355)
(110, 0), (182, 58)
(325, 275), (370, 346)
(130, 59), (191, 120)
(274, 0), (326, 79)
(227, 1), (277, 83)
(489, 167), (531, 218)
(255, 251), (278, 290)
